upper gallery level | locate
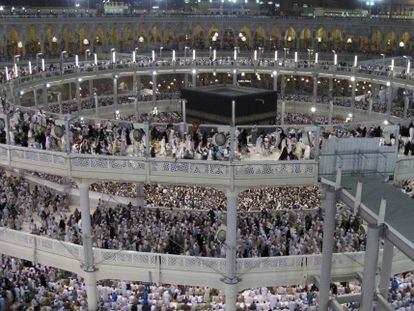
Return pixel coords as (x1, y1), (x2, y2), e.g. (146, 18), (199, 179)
(0, 14), (413, 60)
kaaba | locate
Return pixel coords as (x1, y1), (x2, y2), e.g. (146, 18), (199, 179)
(181, 85), (277, 125)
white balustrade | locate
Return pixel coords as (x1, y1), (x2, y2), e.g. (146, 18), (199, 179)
(233, 160), (318, 186)
(0, 227), (83, 261)
(0, 144), (319, 187)
(9, 60), (414, 101)
(1, 228), (413, 289)
(394, 156), (414, 180)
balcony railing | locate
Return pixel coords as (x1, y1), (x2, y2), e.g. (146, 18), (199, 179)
(6, 58), (414, 93)
(0, 144), (318, 187)
(1, 227), (413, 289)
(394, 156), (414, 181)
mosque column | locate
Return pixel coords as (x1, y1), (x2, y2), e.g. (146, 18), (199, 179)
(65, 116), (72, 154)
(272, 71), (278, 91)
(68, 82), (73, 100)
(224, 188), (238, 311)
(136, 182), (145, 207)
(313, 73), (318, 105)
(152, 71), (157, 102)
(319, 186), (338, 310)
(184, 73), (189, 88)
(192, 69), (197, 88)
(76, 78), (81, 114)
(132, 71), (138, 94)
(76, 179), (98, 311)
(4, 112), (11, 145)
(351, 77), (356, 120)
(144, 121), (151, 156)
(84, 272), (97, 311)
(360, 224), (382, 311)
(281, 75), (286, 97)
(33, 89), (38, 107)
(135, 74), (142, 117)
(57, 92), (62, 114)
(361, 199), (386, 311)
(368, 97), (373, 120)
(88, 79), (94, 97)
(328, 78), (333, 98)
(43, 83), (49, 111)
(378, 239), (394, 301)
(182, 99), (187, 124)
(328, 100), (334, 125)
(113, 75), (118, 110)
(404, 95), (409, 120)
(94, 92), (99, 117)
(14, 88), (20, 106)
(281, 100), (285, 126)
(386, 82), (393, 121)
(136, 74), (142, 93)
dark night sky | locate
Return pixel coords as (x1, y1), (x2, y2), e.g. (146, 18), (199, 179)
(0, 0), (104, 7)
(3, 0), (67, 6)
(0, 0), (403, 8)
(0, 0), (359, 7)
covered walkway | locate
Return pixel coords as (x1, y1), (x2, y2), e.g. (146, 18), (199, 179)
(332, 175), (414, 261)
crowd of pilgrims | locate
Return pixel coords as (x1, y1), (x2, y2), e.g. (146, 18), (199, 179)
(1, 102), (320, 161)
(0, 98), (401, 162)
(47, 93), (181, 115)
(30, 89), (414, 122)
(280, 93), (414, 118)
(1, 53), (413, 118)
(29, 171), (320, 210)
(401, 179), (414, 199)
(0, 169), (365, 258)
(1, 254), (413, 310)
(83, 200), (364, 257)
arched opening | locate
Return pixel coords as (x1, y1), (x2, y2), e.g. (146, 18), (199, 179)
(95, 28), (105, 47)
(384, 31), (397, 53)
(284, 27), (296, 49)
(300, 28), (312, 50)
(269, 27), (280, 49)
(207, 27), (220, 49)
(137, 27), (147, 50)
(332, 29), (343, 50)
(78, 27), (90, 54)
(222, 28), (235, 50)
(44, 28), (59, 57)
(359, 36), (369, 54)
(238, 26), (251, 50)
(62, 28), (75, 54)
(25, 28), (40, 57)
(371, 30), (383, 53)
(192, 25), (205, 49)
(399, 31), (410, 53)
(109, 28), (119, 50)
(254, 26), (266, 49)
(123, 27), (135, 51)
(315, 28), (328, 51)
(7, 29), (21, 58)
(150, 26), (161, 44)
(163, 29), (175, 49)
(344, 35), (356, 53)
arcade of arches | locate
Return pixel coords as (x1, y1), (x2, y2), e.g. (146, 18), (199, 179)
(1, 25), (413, 59)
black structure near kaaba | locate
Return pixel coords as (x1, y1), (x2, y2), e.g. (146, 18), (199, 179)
(181, 85), (277, 125)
